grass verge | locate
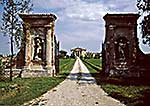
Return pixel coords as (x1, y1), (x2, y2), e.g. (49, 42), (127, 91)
(82, 59), (101, 73)
(83, 59), (150, 106)
(0, 58), (75, 106)
(85, 58), (102, 68)
(59, 58), (75, 76)
(0, 77), (64, 106)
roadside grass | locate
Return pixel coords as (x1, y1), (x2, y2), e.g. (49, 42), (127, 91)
(0, 58), (75, 106)
(83, 59), (150, 106)
(83, 60), (98, 73)
(101, 83), (150, 106)
(82, 58), (101, 73)
(85, 58), (102, 68)
(0, 77), (64, 106)
(59, 58), (75, 76)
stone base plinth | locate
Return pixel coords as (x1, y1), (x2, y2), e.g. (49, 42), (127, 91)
(4, 69), (22, 78)
(22, 69), (49, 78)
(45, 65), (56, 77)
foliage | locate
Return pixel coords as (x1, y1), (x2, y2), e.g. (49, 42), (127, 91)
(85, 52), (93, 59)
(70, 53), (75, 58)
(59, 50), (68, 59)
(137, 0), (150, 46)
(0, 58), (4, 81)
(141, 15), (150, 46)
(137, 0), (150, 12)
(1, 0), (33, 81)
(1, 0), (33, 47)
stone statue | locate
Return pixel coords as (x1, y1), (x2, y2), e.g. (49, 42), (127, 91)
(33, 38), (42, 60)
(118, 39), (126, 61)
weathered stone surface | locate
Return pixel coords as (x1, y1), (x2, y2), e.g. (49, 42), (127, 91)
(12, 14), (59, 77)
(102, 13), (150, 78)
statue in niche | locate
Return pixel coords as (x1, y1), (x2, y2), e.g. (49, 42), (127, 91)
(115, 37), (129, 61)
(118, 39), (126, 60)
(33, 37), (43, 61)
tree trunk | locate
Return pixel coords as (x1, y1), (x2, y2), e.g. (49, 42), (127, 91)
(10, 36), (13, 81)
(10, 0), (14, 81)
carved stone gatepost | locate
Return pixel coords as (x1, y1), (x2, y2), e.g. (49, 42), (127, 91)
(102, 13), (139, 77)
(19, 14), (57, 77)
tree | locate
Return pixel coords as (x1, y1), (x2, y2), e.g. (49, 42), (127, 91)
(137, 0), (150, 46)
(1, 0), (33, 81)
(0, 57), (4, 81)
(59, 50), (67, 59)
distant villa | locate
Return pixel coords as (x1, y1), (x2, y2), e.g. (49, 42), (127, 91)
(71, 47), (86, 58)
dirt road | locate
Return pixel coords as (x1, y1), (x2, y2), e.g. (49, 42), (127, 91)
(24, 57), (125, 106)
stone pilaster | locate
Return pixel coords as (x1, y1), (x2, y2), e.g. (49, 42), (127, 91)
(19, 14), (58, 77)
(45, 27), (52, 71)
(24, 27), (32, 69)
(51, 22), (56, 76)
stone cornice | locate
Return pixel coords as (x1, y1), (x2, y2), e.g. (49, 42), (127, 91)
(19, 13), (57, 21)
(103, 13), (140, 21)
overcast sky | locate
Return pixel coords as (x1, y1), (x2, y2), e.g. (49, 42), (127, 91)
(0, 0), (149, 55)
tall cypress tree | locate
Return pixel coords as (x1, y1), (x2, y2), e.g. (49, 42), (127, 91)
(1, 0), (33, 81)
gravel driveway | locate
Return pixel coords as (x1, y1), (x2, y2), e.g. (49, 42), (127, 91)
(24, 57), (125, 106)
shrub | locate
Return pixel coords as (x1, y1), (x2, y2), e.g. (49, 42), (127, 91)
(0, 58), (5, 81)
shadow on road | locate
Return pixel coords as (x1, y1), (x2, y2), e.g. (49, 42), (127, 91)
(66, 72), (95, 83)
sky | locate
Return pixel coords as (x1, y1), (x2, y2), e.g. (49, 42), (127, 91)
(0, 0), (149, 55)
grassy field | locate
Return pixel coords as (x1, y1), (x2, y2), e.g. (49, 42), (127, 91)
(101, 83), (150, 106)
(59, 58), (75, 75)
(83, 59), (101, 73)
(84, 59), (150, 106)
(0, 59), (75, 106)
(85, 58), (102, 68)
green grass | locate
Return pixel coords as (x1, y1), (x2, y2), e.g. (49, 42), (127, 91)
(101, 83), (150, 106)
(85, 58), (102, 68)
(83, 59), (101, 73)
(0, 58), (75, 106)
(59, 58), (75, 74)
(0, 77), (64, 106)
(83, 61), (98, 73)
(83, 58), (150, 106)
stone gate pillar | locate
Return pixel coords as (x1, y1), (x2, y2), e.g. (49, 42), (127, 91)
(19, 14), (57, 77)
(103, 13), (139, 77)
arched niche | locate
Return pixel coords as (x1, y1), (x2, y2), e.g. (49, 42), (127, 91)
(115, 37), (129, 62)
(33, 37), (44, 61)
